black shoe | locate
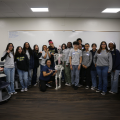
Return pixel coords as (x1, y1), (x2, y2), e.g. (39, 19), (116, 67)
(74, 86), (78, 90)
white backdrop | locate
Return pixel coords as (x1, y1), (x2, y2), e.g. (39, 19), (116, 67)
(8, 31), (120, 51)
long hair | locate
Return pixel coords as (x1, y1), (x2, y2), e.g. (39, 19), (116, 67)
(5, 43), (14, 57)
(33, 44), (39, 53)
(97, 41), (109, 54)
(15, 46), (25, 57)
(23, 42), (33, 56)
(61, 43), (67, 50)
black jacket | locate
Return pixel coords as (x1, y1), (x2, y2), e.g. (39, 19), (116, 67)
(34, 51), (42, 68)
(15, 54), (29, 71)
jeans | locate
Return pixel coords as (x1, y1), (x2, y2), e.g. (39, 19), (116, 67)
(17, 69), (28, 89)
(32, 67), (37, 85)
(111, 70), (120, 93)
(91, 70), (97, 88)
(80, 66), (91, 86)
(4, 67), (15, 94)
(61, 70), (65, 80)
(71, 65), (80, 86)
(28, 69), (32, 86)
(96, 66), (108, 93)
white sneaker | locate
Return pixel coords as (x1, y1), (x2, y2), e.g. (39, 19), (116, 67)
(21, 89), (24, 92)
(13, 92), (17, 94)
(34, 83), (37, 86)
(9, 93), (13, 95)
(46, 84), (52, 87)
(65, 82), (69, 86)
(67, 83), (71, 86)
(24, 88), (28, 92)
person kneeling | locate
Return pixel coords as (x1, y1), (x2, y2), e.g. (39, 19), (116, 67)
(39, 59), (57, 92)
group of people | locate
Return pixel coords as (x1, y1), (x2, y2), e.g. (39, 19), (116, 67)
(1, 38), (120, 96)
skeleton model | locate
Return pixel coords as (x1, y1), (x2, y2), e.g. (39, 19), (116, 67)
(54, 45), (65, 90)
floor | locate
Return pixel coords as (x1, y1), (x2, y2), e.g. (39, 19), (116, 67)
(0, 83), (120, 120)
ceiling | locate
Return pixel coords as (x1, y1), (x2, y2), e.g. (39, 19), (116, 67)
(0, 0), (120, 18)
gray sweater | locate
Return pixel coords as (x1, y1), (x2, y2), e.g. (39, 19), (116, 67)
(93, 50), (112, 72)
(82, 51), (92, 67)
(2, 51), (15, 68)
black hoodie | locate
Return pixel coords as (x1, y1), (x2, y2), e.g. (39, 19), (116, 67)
(15, 54), (29, 71)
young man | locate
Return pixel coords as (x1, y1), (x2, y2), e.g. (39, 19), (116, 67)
(77, 38), (85, 50)
(48, 40), (58, 69)
(69, 41), (82, 90)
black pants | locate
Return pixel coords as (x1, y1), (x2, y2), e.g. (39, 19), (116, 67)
(32, 67), (37, 85)
(39, 76), (55, 92)
(80, 66), (91, 86)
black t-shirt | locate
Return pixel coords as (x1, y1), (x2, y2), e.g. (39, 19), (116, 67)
(48, 46), (58, 63)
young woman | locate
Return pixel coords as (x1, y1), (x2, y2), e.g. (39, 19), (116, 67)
(39, 59), (57, 92)
(90, 43), (97, 90)
(77, 38), (85, 50)
(63, 42), (73, 86)
(41, 45), (51, 71)
(94, 41), (112, 95)
(32, 44), (42, 86)
(108, 41), (120, 94)
(23, 42), (34, 88)
(15, 46), (29, 92)
(80, 43), (92, 89)
(1, 43), (17, 95)
(61, 43), (67, 82)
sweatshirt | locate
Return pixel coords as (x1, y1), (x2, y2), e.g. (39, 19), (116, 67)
(14, 54), (29, 71)
(90, 49), (97, 71)
(93, 50), (112, 72)
(110, 49), (120, 71)
(1, 51), (14, 68)
(82, 51), (92, 67)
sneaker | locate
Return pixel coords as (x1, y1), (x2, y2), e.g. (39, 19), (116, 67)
(13, 92), (17, 94)
(101, 92), (106, 95)
(66, 83), (71, 86)
(85, 86), (89, 89)
(65, 82), (69, 86)
(46, 84), (52, 87)
(21, 89), (24, 92)
(34, 83), (37, 86)
(74, 86), (78, 90)
(9, 93), (13, 95)
(78, 84), (83, 88)
(96, 89), (101, 92)
(25, 88), (28, 92)
(109, 91), (116, 94)
(91, 87), (96, 90)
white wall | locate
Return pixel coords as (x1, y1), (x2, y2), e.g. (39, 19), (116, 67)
(0, 18), (120, 58)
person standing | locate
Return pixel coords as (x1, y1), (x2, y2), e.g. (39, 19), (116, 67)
(94, 41), (112, 95)
(1, 43), (17, 95)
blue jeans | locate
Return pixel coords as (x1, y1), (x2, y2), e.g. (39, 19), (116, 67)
(4, 67), (15, 94)
(32, 67), (37, 85)
(71, 65), (80, 86)
(96, 66), (108, 93)
(17, 69), (28, 89)
(91, 70), (97, 88)
(61, 70), (65, 80)
(111, 70), (120, 93)
(28, 69), (32, 86)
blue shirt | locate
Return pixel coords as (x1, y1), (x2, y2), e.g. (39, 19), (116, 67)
(39, 65), (54, 81)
